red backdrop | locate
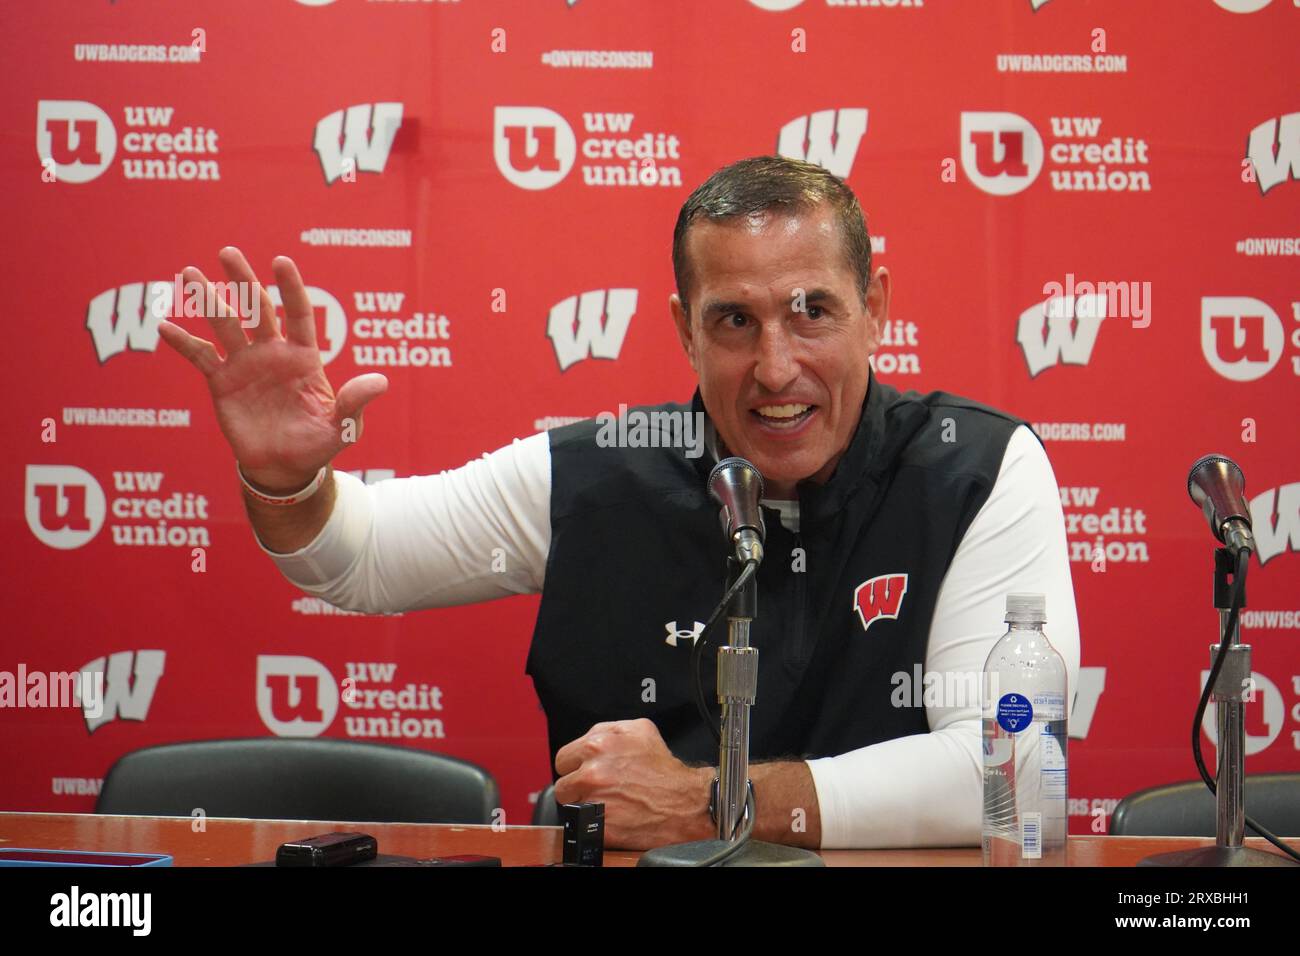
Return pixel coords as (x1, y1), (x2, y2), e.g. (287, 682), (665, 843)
(2, 0), (1297, 834)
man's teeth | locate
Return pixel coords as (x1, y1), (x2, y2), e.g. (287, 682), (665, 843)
(755, 403), (811, 420)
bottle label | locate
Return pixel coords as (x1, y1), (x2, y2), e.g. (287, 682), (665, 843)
(1021, 812), (1042, 860)
(1040, 724), (1067, 773)
(996, 693), (1033, 733)
(1032, 691), (1065, 720)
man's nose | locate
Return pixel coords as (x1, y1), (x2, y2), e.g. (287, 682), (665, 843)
(752, 322), (801, 393)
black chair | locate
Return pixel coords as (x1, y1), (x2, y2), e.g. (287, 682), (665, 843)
(532, 782), (560, 826)
(97, 738), (499, 824)
(1109, 774), (1300, 837)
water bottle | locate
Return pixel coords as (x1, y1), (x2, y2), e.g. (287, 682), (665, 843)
(982, 593), (1069, 866)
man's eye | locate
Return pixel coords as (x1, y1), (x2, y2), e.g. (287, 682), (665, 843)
(724, 313), (747, 328)
(806, 306), (825, 319)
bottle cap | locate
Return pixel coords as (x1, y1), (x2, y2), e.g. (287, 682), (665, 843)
(1005, 592), (1046, 624)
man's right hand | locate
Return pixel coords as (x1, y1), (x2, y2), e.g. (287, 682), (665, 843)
(157, 247), (388, 494)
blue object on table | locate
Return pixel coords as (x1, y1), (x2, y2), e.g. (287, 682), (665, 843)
(0, 848), (173, 867)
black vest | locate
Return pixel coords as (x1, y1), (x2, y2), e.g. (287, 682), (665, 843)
(526, 375), (1027, 770)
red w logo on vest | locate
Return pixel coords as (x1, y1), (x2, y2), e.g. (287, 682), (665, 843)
(853, 573), (909, 633)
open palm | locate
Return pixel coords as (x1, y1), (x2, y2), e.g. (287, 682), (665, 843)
(157, 248), (387, 493)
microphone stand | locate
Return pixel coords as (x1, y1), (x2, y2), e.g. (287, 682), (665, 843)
(639, 555), (823, 867)
(716, 554), (759, 844)
(1141, 548), (1295, 867)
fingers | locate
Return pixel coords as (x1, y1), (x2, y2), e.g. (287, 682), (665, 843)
(218, 246), (279, 342)
(588, 720), (634, 736)
(554, 736), (592, 777)
(552, 771), (587, 807)
(157, 318), (221, 377)
(334, 373), (389, 431)
(181, 264), (249, 357)
(554, 719), (641, 776)
(272, 255), (318, 348)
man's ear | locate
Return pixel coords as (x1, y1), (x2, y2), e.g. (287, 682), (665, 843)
(863, 266), (891, 353)
(669, 293), (698, 372)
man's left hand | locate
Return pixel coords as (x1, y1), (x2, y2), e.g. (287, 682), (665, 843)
(553, 718), (714, 850)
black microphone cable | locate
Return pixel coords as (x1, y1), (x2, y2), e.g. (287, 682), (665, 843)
(1190, 547), (1300, 863)
(693, 782), (757, 868)
(686, 560), (762, 865)
(690, 559), (758, 746)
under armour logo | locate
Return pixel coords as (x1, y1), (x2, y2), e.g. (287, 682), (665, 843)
(853, 573), (909, 633)
(664, 620), (705, 647)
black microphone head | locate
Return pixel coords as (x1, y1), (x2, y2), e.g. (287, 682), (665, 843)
(1187, 453), (1249, 544)
(709, 457), (764, 503)
(708, 457), (765, 537)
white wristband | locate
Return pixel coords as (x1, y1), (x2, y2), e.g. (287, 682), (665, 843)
(238, 463), (329, 506)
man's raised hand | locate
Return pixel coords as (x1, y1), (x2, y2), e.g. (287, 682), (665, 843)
(157, 247), (387, 493)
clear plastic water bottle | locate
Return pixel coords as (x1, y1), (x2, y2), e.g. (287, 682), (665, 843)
(982, 593), (1069, 866)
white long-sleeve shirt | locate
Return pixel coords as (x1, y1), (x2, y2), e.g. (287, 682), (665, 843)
(258, 423), (1080, 848)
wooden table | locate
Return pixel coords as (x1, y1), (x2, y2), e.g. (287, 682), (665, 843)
(1, 813), (1295, 866)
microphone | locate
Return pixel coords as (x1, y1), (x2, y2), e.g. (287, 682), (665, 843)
(708, 457), (765, 566)
(1187, 454), (1256, 555)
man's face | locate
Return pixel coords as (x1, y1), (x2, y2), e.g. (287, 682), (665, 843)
(670, 204), (890, 499)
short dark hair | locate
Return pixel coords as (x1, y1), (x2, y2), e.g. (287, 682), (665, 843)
(671, 155), (873, 317)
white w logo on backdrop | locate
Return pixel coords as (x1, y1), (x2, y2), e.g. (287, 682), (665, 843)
(1247, 113), (1300, 195)
(1250, 483), (1300, 566)
(314, 103), (403, 185)
(777, 109), (868, 179)
(547, 289), (637, 371)
(1016, 294), (1108, 377)
(86, 282), (170, 363)
(80, 651), (166, 734)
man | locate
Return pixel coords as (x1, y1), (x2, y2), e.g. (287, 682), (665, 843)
(159, 156), (1079, 851)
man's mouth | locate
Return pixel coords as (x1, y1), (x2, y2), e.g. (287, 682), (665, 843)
(751, 403), (817, 430)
